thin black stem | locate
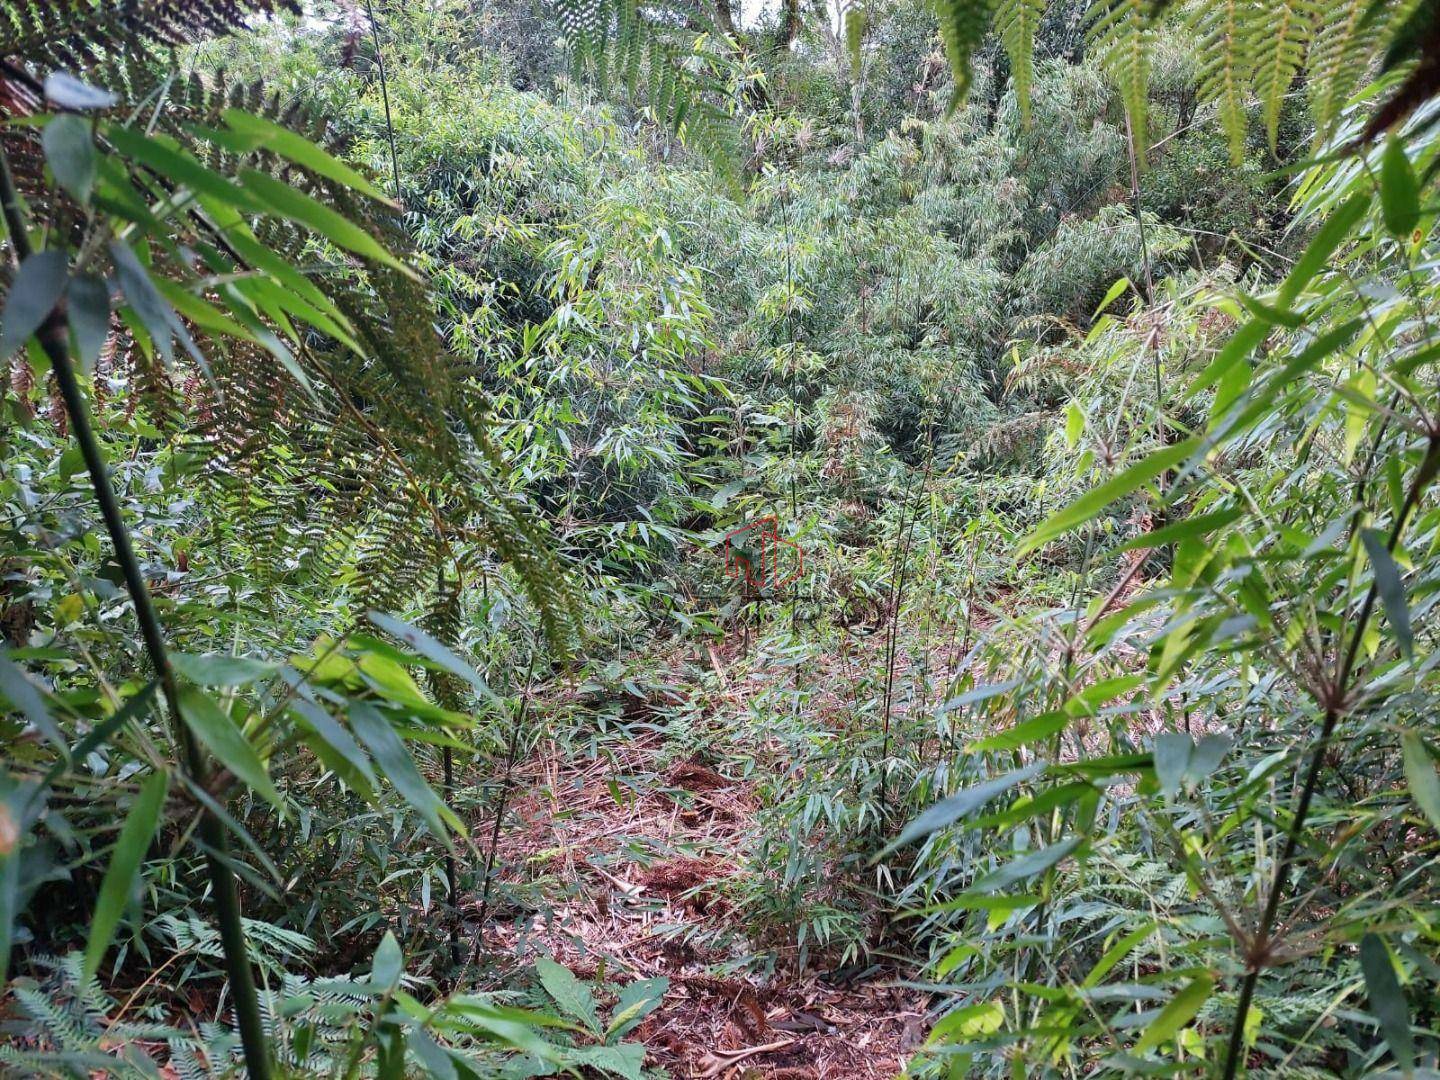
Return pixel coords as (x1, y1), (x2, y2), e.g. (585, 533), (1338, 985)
(0, 146), (272, 1078)
(463, 650), (537, 974)
(365, 0), (402, 199)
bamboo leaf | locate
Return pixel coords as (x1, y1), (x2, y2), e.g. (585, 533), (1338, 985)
(1380, 135), (1420, 238)
(1361, 528), (1413, 659)
(83, 769), (168, 982)
(1401, 731), (1440, 832)
(348, 702), (458, 843)
(1132, 974), (1212, 1055)
(221, 109), (395, 204)
(1019, 438), (1201, 556)
(239, 169), (412, 274)
(878, 761), (1047, 857)
(971, 836), (1083, 893)
(367, 611), (498, 705)
(1360, 933), (1415, 1073)
(0, 649), (66, 754)
(178, 687), (283, 811)
(172, 653), (276, 688)
(1, 250), (67, 358)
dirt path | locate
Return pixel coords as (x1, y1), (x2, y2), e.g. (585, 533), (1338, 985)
(467, 714), (928, 1078)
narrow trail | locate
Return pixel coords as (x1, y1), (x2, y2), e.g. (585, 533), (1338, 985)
(464, 644), (931, 1078)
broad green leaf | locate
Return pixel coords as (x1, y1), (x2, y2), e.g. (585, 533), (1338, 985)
(968, 711), (1066, 752)
(607, 977), (668, 1039)
(348, 702), (459, 842)
(42, 115), (96, 204)
(1132, 974), (1212, 1055)
(1381, 136), (1420, 238)
(292, 698), (376, 794)
(1019, 439), (1201, 557)
(371, 930), (404, 989)
(221, 109), (395, 203)
(66, 274), (110, 374)
(367, 611), (498, 705)
(1278, 192), (1369, 305)
(1360, 933), (1415, 1073)
(535, 956), (601, 1033)
(172, 653), (276, 688)
(1361, 528), (1413, 659)
(177, 687), (283, 811)
(878, 761), (1047, 857)
(83, 769), (168, 981)
(1, 250), (67, 357)
(972, 837), (1083, 894)
(1153, 732), (1191, 797)
(239, 169), (411, 274)
(1402, 731), (1440, 832)
(0, 649), (65, 753)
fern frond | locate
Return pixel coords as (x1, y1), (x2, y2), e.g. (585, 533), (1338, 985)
(1249, 0), (1319, 152)
(1306, 0), (1395, 138)
(0, 0), (299, 71)
(1086, 0), (1156, 165)
(996, 0), (1044, 124)
(550, 0), (737, 181)
(1190, 0), (1259, 164)
(930, 0), (995, 109)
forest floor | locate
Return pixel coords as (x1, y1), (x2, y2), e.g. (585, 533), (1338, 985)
(465, 637), (933, 1079)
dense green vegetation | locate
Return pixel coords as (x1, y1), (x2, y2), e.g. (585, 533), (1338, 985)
(3, 0), (1440, 1076)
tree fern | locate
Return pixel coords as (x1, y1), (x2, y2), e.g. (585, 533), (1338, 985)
(996, 0), (1045, 124)
(1085, 0), (1156, 164)
(1189, 0), (1258, 164)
